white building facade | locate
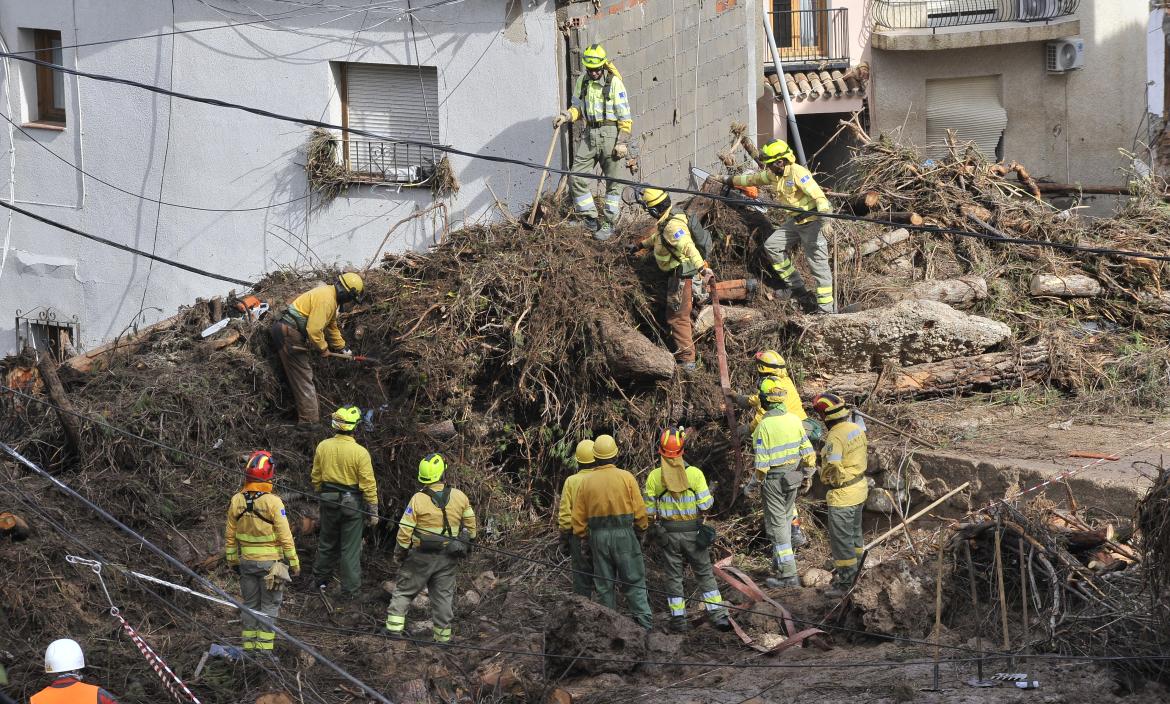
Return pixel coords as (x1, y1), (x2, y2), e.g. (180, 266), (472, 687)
(0, 0), (560, 355)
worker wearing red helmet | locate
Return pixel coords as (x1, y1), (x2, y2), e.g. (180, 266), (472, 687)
(643, 428), (731, 633)
(224, 450), (300, 654)
(812, 393), (869, 597)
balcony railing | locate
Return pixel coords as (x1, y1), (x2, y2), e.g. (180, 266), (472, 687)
(872, 0), (1078, 30)
(341, 138), (441, 185)
(764, 6), (849, 70)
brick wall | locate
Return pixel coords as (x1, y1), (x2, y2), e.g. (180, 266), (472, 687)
(563, 0), (759, 190)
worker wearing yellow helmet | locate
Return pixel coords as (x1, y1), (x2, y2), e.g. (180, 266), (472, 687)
(743, 378), (815, 588)
(558, 439), (598, 597)
(386, 453), (477, 643)
(553, 44), (633, 241)
(311, 405), (378, 602)
(270, 272), (367, 424)
(629, 187), (713, 373)
(721, 140), (835, 313)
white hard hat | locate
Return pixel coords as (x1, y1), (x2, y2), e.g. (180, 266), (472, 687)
(44, 639), (85, 673)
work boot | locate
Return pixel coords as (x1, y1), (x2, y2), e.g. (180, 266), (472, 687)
(823, 584), (848, 599)
(791, 523), (808, 549)
(594, 223), (614, 241)
(765, 575), (800, 589)
(669, 615), (691, 633)
(711, 613), (733, 632)
(582, 216), (601, 233)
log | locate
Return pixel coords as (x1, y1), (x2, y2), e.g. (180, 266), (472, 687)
(864, 190), (881, 208)
(65, 314), (182, 373)
(903, 276), (988, 306)
(840, 228), (910, 259)
(421, 419), (457, 439)
(875, 211), (924, 226)
(35, 354), (83, 458)
(1028, 273), (1102, 298)
(694, 305), (760, 336)
(683, 176), (727, 221)
(805, 342), (1051, 401)
(597, 317), (676, 380)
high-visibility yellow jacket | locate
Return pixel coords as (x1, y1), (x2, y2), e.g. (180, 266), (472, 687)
(747, 374), (806, 432)
(732, 163), (831, 223)
(224, 482), (299, 568)
(289, 284), (346, 353)
(752, 408), (815, 479)
(568, 68), (633, 135)
(639, 212), (705, 276)
(572, 464), (648, 538)
(819, 420), (869, 507)
(558, 467), (594, 532)
(396, 482), (477, 549)
(643, 463), (713, 521)
(311, 434), (378, 506)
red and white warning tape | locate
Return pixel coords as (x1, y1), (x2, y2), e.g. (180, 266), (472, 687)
(113, 608), (203, 704)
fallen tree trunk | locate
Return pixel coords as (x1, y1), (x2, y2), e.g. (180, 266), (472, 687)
(694, 305), (760, 336)
(36, 354), (83, 458)
(840, 228), (910, 259)
(805, 342), (1050, 400)
(65, 315), (182, 373)
(903, 276), (988, 305)
(597, 317), (676, 380)
(1029, 273), (1102, 298)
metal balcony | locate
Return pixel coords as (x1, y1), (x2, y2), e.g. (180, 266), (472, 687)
(764, 6), (850, 71)
(871, 0), (1079, 30)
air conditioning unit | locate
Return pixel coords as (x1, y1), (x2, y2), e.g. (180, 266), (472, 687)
(1046, 36), (1084, 73)
(1017, 0), (1059, 22)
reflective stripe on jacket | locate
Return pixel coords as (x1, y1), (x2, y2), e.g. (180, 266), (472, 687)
(224, 482), (299, 567)
(639, 212), (705, 275)
(571, 464), (648, 537)
(752, 408), (814, 477)
(289, 284), (345, 352)
(558, 468), (593, 532)
(643, 464), (713, 520)
(569, 71), (632, 133)
(396, 482), (477, 549)
(819, 421), (869, 507)
(732, 163), (830, 219)
(311, 434), (378, 506)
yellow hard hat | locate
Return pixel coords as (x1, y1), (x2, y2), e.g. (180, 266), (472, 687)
(582, 44), (608, 69)
(758, 377), (788, 408)
(639, 188), (669, 209)
(331, 405), (361, 432)
(754, 349), (787, 376)
(418, 453), (446, 484)
(574, 439), (596, 466)
(812, 392), (850, 422)
(592, 434), (619, 461)
(337, 272), (366, 303)
(760, 139), (796, 165)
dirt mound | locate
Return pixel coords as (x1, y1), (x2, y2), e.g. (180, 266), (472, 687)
(544, 595), (649, 676)
(847, 559), (936, 637)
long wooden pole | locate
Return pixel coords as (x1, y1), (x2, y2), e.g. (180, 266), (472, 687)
(864, 481), (970, 552)
(710, 276), (747, 508)
(527, 125), (560, 225)
(994, 519), (1013, 664)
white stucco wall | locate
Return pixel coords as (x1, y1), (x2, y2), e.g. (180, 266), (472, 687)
(868, 0), (1148, 185)
(0, 0), (559, 353)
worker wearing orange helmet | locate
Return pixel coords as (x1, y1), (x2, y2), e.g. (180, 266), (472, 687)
(812, 393), (869, 597)
(270, 272), (367, 424)
(225, 450), (300, 654)
(642, 428), (731, 633)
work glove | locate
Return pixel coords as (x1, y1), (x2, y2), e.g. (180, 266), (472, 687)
(364, 504), (379, 528)
(742, 474), (760, 499)
(735, 184), (760, 198)
(290, 565), (301, 577)
(816, 198), (833, 214)
(393, 545), (408, 564)
(612, 142), (629, 159)
(553, 110), (573, 128)
(625, 241), (642, 256)
(799, 475), (814, 495)
(691, 274), (709, 305)
(264, 562), (292, 591)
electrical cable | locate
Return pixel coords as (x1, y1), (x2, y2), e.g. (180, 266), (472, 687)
(0, 441), (394, 704)
(4, 51), (1169, 265)
(0, 383), (1090, 659)
(0, 200), (256, 287)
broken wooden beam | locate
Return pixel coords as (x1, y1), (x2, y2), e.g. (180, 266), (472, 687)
(840, 228), (910, 259)
(35, 354), (83, 458)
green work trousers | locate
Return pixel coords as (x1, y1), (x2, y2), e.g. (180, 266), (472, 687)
(828, 503), (865, 587)
(763, 218), (833, 312)
(239, 560), (283, 652)
(385, 551), (458, 642)
(569, 533), (594, 597)
(588, 526), (653, 629)
(659, 529), (726, 618)
(762, 468), (802, 578)
(313, 491), (364, 597)
(569, 125), (624, 225)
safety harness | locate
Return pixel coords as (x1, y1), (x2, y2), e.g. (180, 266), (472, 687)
(235, 492), (275, 526)
(409, 486), (469, 557)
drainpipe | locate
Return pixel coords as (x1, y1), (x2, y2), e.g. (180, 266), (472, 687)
(761, 3), (806, 165)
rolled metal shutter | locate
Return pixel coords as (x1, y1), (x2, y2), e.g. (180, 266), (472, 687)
(346, 63), (439, 169)
(925, 75), (1006, 160)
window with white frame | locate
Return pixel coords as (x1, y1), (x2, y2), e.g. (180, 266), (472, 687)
(339, 62), (440, 183)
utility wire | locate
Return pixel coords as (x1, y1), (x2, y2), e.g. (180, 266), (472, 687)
(0, 441), (394, 704)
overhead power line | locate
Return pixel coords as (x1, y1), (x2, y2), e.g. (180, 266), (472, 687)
(3, 52), (1167, 265)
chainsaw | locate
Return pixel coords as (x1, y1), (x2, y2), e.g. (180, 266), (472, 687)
(291, 346), (380, 363)
(691, 167), (768, 214)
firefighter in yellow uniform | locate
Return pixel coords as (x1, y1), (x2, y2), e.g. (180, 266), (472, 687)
(270, 273), (366, 423)
(812, 393), (869, 597)
(744, 378), (815, 587)
(559, 439), (597, 597)
(225, 451), (300, 653)
(385, 453), (477, 643)
(554, 44), (633, 241)
(722, 140), (835, 313)
(572, 434), (653, 629)
(643, 428), (731, 633)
